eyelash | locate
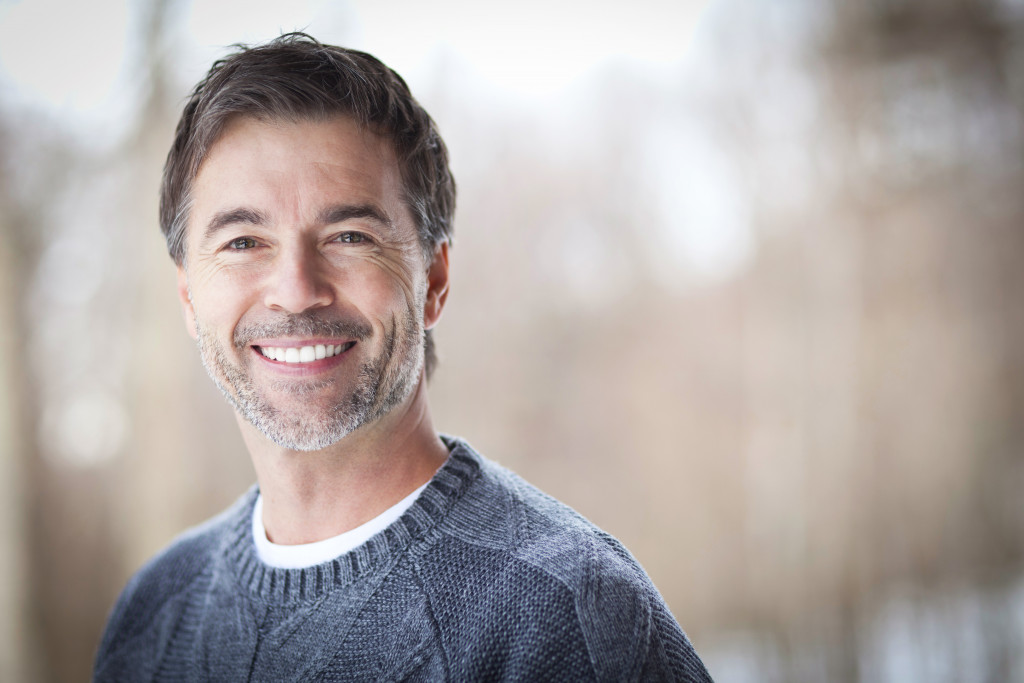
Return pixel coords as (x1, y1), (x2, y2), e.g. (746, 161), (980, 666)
(227, 237), (258, 250)
(222, 232), (371, 252)
(334, 231), (367, 244)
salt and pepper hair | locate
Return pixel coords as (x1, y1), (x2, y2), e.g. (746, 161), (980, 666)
(161, 33), (455, 377)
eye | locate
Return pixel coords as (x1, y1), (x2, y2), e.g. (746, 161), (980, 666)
(227, 237), (258, 250)
(334, 232), (366, 244)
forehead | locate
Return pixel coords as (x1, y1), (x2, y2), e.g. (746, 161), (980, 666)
(188, 115), (411, 239)
(196, 114), (400, 194)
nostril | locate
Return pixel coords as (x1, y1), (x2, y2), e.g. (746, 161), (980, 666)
(263, 258), (334, 313)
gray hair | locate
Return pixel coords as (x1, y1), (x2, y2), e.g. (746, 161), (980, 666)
(161, 33), (455, 377)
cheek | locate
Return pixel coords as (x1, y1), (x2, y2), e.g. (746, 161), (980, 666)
(348, 266), (420, 324)
(191, 270), (261, 330)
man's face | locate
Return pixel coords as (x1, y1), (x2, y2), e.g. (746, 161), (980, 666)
(177, 115), (449, 451)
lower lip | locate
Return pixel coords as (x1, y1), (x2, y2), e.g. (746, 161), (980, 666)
(250, 344), (355, 376)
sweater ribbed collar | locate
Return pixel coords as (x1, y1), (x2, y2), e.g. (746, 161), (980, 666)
(221, 436), (481, 604)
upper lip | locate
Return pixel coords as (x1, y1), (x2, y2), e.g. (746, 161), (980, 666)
(250, 339), (354, 348)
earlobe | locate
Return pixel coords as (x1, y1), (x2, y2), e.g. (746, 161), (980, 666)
(176, 266), (198, 340)
(423, 242), (450, 330)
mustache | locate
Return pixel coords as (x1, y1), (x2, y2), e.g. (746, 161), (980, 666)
(233, 312), (373, 347)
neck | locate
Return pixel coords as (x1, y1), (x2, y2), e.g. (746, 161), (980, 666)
(240, 377), (448, 545)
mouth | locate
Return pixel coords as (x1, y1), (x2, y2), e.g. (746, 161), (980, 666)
(254, 341), (356, 364)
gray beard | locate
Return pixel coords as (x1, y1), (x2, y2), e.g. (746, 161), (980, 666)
(194, 309), (424, 451)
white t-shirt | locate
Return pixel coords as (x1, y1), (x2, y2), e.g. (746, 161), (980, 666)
(252, 483), (429, 569)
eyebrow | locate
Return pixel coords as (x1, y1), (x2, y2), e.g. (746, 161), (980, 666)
(201, 203), (397, 244)
(203, 208), (267, 242)
(317, 204), (396, 235)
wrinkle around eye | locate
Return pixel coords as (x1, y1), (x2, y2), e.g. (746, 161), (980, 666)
(190, 244), (268, 283)
(361, 249), (422, 305)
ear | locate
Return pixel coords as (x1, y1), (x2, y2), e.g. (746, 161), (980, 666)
(176, 265), (198, 340)
(423, 242), (450, 330)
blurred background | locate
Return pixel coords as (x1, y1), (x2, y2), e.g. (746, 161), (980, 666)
(2, 0), (1023, 680)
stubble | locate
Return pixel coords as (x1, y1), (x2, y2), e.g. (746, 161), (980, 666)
(194, 309), (423, 451)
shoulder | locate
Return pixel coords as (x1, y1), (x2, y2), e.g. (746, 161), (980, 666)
(443, 439), (656, 589)
(430, 439), (713, 681)
(93, 488), (255, 675)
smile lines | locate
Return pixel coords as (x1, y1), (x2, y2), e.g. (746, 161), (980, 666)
(256, 342), (355, 364)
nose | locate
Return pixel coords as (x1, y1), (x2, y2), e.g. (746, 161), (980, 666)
(262, 243), (334, 314)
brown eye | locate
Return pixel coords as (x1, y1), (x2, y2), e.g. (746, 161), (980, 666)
(228, 237), (257, 250)
(336, 232), (365, 244)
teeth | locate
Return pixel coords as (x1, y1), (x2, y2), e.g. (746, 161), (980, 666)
(258, 343), (348, 363)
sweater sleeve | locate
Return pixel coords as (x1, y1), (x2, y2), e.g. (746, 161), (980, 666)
(93, 526), (220, 681)
(93, 565), (178, 682)
(639, 598), (715, 682)
(574, 538), (714, 682)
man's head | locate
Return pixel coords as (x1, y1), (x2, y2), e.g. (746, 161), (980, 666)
(167, 35), (453, 451)
(162, 33), (455, 377)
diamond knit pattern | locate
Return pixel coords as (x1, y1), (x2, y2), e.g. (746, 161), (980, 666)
(94, 438), (713, 682)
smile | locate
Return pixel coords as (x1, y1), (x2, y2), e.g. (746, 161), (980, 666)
(255, 342), (355, 364)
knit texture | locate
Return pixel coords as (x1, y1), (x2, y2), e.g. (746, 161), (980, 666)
(94, 438), (713, 682)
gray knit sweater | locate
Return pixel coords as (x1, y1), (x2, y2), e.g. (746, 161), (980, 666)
(94, 438), (713, 681)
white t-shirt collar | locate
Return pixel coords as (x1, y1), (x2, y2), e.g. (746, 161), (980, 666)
(252, 482), (429, 569)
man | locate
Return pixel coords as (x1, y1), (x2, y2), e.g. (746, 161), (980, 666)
(94, 33), (712, 682)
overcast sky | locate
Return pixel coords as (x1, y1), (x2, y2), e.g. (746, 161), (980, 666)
(0, 0), (710, 127)
(0, 0), (761, 287)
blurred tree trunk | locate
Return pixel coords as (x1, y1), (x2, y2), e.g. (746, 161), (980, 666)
(0, 125), (41, 682)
